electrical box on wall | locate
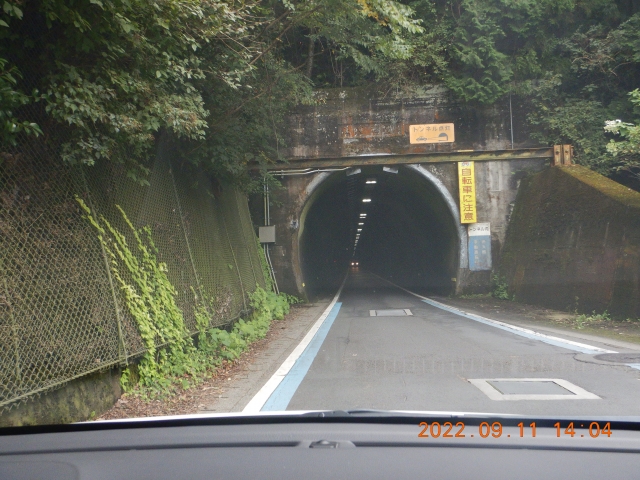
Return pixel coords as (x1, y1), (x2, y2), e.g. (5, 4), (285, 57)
(259, 225), (276, 244)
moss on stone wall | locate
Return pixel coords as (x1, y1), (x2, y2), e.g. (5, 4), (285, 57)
(500, 165), (640, 317)
(0, 369), (121, 427)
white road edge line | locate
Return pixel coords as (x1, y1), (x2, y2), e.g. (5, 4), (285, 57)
(370, 273), (616, 355)
(242, 275), (348, 413)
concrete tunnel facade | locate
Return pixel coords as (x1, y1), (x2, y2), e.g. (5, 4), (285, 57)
(249, 86), (550, 299)
(252, 158), (547, 300)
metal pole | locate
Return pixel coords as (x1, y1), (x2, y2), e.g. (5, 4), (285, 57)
(168, 166), (208, 320)
(265, 244), (279, 294)
(220, 193), (247, 312)
(235, 190), (259, 289)
(80, 168), (129, 364)
(509, 93), (514, 150)
(2, 276), (21, 386)
(266, 182), (270, 226)
(263, 180), (268, 226)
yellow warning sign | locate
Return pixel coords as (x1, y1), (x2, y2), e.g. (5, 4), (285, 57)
(409, 123), (455, 144)
(458, 161), (477, 224)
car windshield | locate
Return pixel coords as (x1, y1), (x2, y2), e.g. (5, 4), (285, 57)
(2, 0), (640, 429)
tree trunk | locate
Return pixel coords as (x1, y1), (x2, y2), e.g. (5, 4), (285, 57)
(306, 32), (315, 79)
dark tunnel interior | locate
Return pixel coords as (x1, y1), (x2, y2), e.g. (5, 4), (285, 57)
(299, 166), (459, 299)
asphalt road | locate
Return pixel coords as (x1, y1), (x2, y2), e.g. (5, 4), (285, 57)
(284, 270), (640, 416)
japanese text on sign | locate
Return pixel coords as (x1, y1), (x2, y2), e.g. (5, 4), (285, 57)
(409, 123), (455, 144)
(458, 161), (477, 224)
(468, 223), (491, 271)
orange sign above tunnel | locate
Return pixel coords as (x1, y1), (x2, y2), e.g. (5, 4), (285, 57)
(409, 123), (455, 144)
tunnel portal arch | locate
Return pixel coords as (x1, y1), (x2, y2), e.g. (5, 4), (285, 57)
(296, 164), (465, 298)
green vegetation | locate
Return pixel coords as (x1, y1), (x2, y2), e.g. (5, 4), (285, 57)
(605, 89), (640, 177)
(76, 197), (294, 396)
(491, 274), (511, 300)
(574, 310), (611, 329)
(0, 0), (421, 188)
(458, 293), (491, 299)
(256, 238), (274, 294)
(379, 0), (640, 185)
(2, 0), (640, 185)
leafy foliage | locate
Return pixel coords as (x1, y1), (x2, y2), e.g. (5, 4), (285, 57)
(4, 0), (640, 183)
(0, 55), (41, 144)
(491, 274), (511, 300)
(604, 89), (640, 179)
(1, 0), (421, 187)
(574, 310), (611, 329)
(256, 238), (275, 293)
(76, 197), (295, 396)
(367, 0), (640, 183)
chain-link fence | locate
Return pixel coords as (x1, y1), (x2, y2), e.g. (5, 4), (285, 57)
(0, 137), (265, 414)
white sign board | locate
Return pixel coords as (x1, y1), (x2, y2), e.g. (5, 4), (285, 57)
(468, 222), (490, 237)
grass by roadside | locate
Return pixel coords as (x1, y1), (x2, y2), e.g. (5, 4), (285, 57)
(96, 302), (310, 421)
(444, 294), (640, 345)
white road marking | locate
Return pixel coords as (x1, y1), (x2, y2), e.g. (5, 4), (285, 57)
(242, 276), (348, 413)
(468, 378), (601, 401)
(372, 273), (617, 355)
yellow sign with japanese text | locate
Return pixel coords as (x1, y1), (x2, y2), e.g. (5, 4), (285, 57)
(458, 161), (477, 224)
(409, 123), (455, 144)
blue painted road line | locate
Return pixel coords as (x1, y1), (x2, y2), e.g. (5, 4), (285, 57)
(261, 302), (343, 411)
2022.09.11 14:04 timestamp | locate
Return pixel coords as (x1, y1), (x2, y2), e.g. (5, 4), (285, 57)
(417, 422), (613, 439)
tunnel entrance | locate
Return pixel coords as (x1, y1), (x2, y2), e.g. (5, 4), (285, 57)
(299, 165), (459, 299)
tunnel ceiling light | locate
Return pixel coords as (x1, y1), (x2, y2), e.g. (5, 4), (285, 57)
(358, 222), (364, 225)
(362, 198), (371, 203)
(359, 213), (367, 217)
(365, 179), (377, 184)
(357, 228), (362, 232)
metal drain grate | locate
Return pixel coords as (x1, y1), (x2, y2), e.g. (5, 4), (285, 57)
(369, 309), (413, 317)
(468, 378), (600, 401)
